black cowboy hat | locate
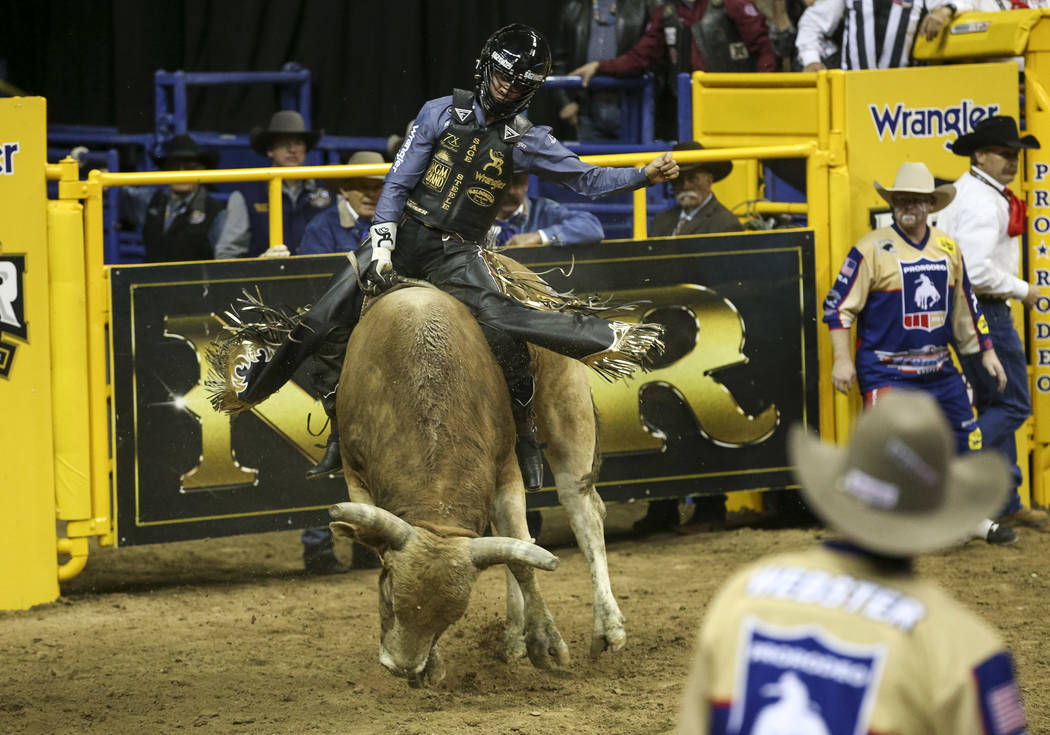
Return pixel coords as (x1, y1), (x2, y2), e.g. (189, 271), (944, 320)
(672, 141), (733, 182)
(152, 134), (219, 169)
(950, 115), (1040, 157)
(249, 110), (323, 156)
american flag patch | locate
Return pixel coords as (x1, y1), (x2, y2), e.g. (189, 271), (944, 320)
(986, 682), (1027, 734)
(975, 653), (1027, 735)
(841, 257), (857, 277)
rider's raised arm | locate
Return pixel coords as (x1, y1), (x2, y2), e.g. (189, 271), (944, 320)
(511, 124), (649, 199)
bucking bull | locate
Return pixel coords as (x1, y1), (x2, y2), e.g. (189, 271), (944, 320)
(213, 254), (639, 687)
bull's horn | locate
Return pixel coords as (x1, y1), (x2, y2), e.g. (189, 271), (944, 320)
(468, 537), (559, 571)
(329, 503), (414, 551)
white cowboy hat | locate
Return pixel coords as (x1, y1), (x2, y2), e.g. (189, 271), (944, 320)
(789, 390), (1009, 557)
(873, 162), (956, 213)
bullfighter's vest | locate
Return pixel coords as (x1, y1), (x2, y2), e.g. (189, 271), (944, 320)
(405, 88), (532, 242)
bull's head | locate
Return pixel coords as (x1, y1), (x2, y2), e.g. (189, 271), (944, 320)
(329, 502), (557, 686)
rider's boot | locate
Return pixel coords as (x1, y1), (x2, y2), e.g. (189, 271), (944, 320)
(237, 322), (319, 406)
(306, 390), (343, 480)
(512, 390), (546, 491)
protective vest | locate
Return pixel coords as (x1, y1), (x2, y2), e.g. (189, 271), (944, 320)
(405, 89), (532, 242)
(690, 0), (756, 73)
(241, 178), (332, 256)
(142, 187), (224, 263)
(661, 0), (755, 75)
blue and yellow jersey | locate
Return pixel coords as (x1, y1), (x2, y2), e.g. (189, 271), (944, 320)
(823, 224), (992, 390)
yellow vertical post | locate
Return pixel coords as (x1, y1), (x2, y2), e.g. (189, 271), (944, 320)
(47, 200), (92, 522)
(0, 97), (59, 609)
(268, 176), (284, 250)
(633, 187), (648, 240)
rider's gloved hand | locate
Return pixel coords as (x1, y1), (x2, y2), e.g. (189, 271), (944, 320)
(364, 222), (397, 292)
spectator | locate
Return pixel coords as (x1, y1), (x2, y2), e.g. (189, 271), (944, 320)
(633, 141), (742, 537)
(119, 135), (227, 263)
(215, 110), (332, 259)
(571, 0), (776, 139)
(489, 172), (605, 248)
(299, 150), (384, 256)
(937, 115), (1049, 534)
(651, 141), (742, 237)
(551, 0), (655, 141)
(797, 0), (965, 71)
(677, 390), (1028, 735)
(823, 161), (1014, 545)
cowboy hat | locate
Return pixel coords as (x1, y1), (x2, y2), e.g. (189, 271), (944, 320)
(789, 390), (1010, 557)
(950, 115), (1040, 157)
(874, 162), (955, 213)
(672, 141), (733, 182)
(328, 150), (387, 191)
(249, 110), (322, 155)
(152, 134), (219, 169)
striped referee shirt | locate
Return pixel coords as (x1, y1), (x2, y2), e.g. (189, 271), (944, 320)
(796, 0), (969, 70)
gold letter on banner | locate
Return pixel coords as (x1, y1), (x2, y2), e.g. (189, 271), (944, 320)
(592, 285), (779, 455)
(163, 315), (325, 491)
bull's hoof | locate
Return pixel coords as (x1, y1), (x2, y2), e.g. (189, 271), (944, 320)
(525, 628), (570, 670)
(406, 647), (446, 688)
(504, 631), (527, 662)
(590, 626), (627, 658)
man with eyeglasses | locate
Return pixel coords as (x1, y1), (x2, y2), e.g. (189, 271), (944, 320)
(938, 115), (1050, 535)
(823, 161), (1014, 545)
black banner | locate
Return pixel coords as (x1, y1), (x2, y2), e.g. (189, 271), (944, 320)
(110, 230), (817, 546)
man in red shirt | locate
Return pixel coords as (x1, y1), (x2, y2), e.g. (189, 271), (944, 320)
(572, 1), (775, 137)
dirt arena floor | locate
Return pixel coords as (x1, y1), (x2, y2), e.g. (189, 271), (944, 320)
(2, 501), (1048, 735)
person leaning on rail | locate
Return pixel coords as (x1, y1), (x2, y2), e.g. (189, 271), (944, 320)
(677, 390), (1029, 735)
(214, 110), (332, 259)
(823, 161), (1014, 546)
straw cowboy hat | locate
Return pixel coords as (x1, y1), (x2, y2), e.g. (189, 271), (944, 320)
(672, 141), (733, 182)
(249, 110), (322, 155)
(152, 134), (219, 169)
(329, 150), (387, 191)
(874, 162), (955, 213)
(789, 390), (1010, 557)
(950, 115), (1041, 157)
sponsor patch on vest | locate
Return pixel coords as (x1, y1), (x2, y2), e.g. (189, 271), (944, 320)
(482, 149), (505, 176)
(423, 159), (451, 191)
(502, 124), (522, 143)
(0, 255), (27, 379)
(936, 237), (955, 256)
(405, 199), (429, 217)
(899, 257), (949, 331)
(729, 616), (886, 735)
(466, 187), (495, 207)
(441, 132), (460, 151)
(453, 107), (472, 123)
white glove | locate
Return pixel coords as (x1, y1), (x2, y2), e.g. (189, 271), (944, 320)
(364, 222), (397, 290)
(259, 244), (291, 258)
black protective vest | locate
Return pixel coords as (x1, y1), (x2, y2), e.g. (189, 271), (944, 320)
(405, 89), (532, 242)
(142, 188), (224, 263)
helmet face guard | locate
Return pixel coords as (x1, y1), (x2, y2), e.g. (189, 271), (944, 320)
(474, 24), (552, 120)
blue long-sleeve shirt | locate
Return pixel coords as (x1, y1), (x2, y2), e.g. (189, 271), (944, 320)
(493, 196), (604, 247)
(375, 94), (649, 226)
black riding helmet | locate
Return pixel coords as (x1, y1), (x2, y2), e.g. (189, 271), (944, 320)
(474, 24), (552, 120)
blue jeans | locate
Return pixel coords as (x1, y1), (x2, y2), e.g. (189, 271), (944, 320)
(960, 299), (1030, 515)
